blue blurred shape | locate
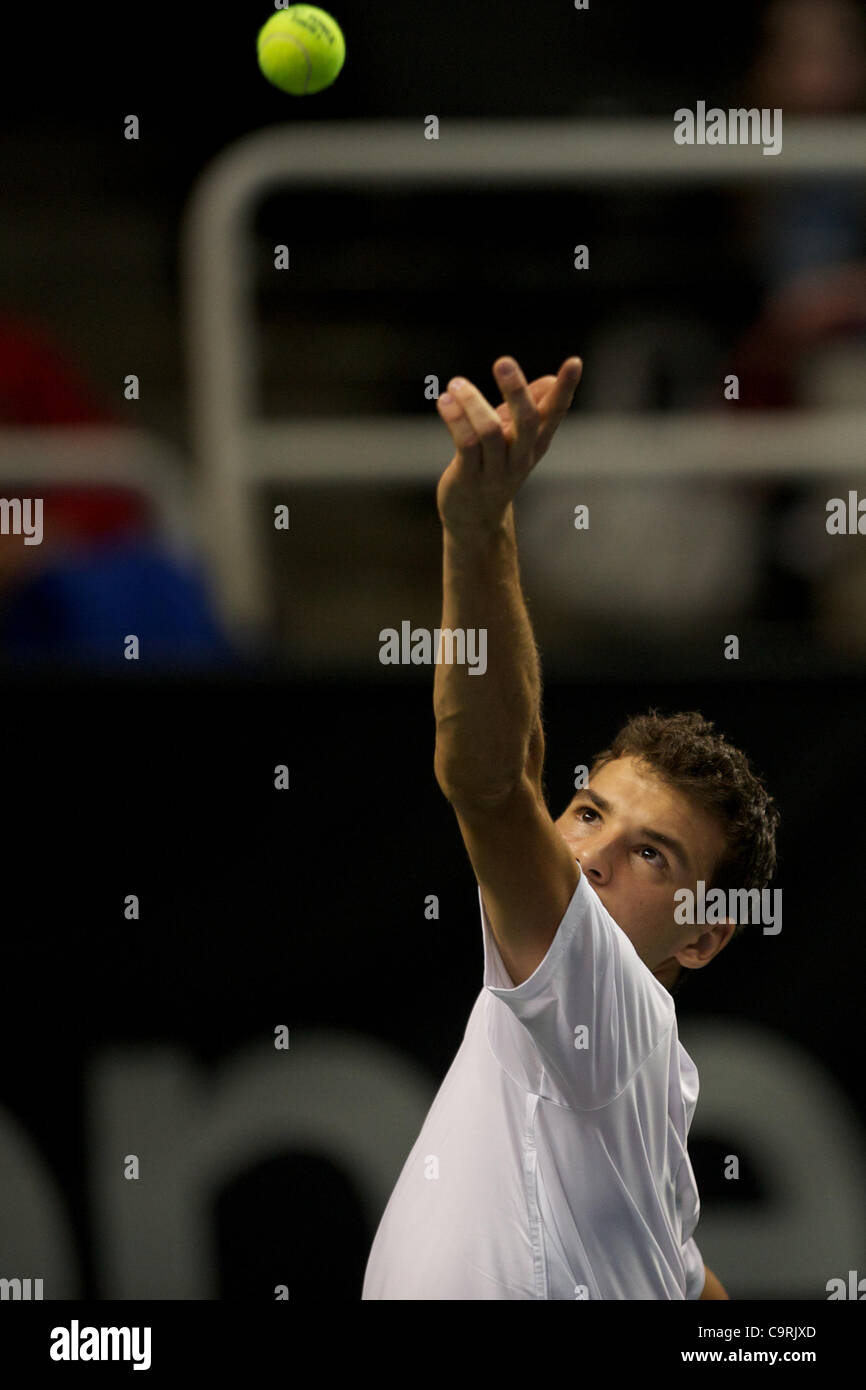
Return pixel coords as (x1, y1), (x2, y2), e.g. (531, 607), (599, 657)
(0, 539), (240, 668)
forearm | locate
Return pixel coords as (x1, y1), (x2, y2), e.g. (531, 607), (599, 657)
(433, 507), (542, 801)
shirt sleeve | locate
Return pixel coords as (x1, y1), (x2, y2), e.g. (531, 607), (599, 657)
(481, 869), (676, 1110)
(682, 1236), (706, 1300)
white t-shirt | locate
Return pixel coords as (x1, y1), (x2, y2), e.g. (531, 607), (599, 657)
(362, 870), (706, 1300)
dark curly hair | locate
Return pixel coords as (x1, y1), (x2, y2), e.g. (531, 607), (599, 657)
(589, 710), (780, 962)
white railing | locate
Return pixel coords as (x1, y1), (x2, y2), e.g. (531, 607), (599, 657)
(246, 412), (866, 481)
(0, 427), (195, 555)
(181, 118), (866, 634)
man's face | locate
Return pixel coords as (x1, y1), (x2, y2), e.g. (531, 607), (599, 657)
(553, 755), (734, 985)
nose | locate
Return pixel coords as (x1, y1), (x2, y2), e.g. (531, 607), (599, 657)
(574, 845), (613, 885)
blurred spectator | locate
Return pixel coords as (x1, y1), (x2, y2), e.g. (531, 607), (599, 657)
(0, 317), (120, 426)
(0, 315), (238, 667)
(747, 0), (866, 288)
(724, 0), (866, 656)
(730, 262), (866, 408)
(732, 0), (866, 403)
(518, 2), (866, 665)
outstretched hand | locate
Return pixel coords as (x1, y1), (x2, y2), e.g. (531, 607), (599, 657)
(435, 355), (583, 534)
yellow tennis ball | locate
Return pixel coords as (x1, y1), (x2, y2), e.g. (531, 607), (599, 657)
(257, 6), (346, 96)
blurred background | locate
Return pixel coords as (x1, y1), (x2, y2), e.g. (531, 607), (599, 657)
(1, 0), (865, 1299)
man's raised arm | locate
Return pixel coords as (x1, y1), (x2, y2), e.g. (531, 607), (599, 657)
(433, 507), (542, 804)
(431, 355), (583, 987)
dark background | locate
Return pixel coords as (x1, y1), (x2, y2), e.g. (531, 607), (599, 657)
(4, 667), (864, 1297)
(1, 0), (865, 1301)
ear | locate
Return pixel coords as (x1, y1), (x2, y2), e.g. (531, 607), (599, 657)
(675, 917), (737, 971)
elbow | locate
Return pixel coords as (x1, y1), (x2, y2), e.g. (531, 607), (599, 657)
(433, 754), (523, 809)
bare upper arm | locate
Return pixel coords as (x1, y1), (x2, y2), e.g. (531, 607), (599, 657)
(447, 771), (580, 987)
(525, 714), (546, 800)
(699, 1265), (730, 1300)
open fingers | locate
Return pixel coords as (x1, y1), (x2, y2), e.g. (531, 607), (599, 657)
(442, 373), (508, 469)
(495, 374), (557, 425)
(490, 358), (540, 464)
(534, 357), (583, 456)
(436, 389), (484, 470)
(437, 356), (582, 469)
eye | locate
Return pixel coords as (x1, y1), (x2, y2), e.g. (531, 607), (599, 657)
(637, 845), (667, 869)
(572, 805), (668, 870)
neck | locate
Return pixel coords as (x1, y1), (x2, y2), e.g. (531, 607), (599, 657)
(653, 958), (684, 995)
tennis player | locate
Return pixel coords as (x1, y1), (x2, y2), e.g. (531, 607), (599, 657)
(362, 355), (779, 1300)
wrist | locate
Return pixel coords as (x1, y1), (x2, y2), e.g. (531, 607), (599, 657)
(442, 510), (515, 548)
